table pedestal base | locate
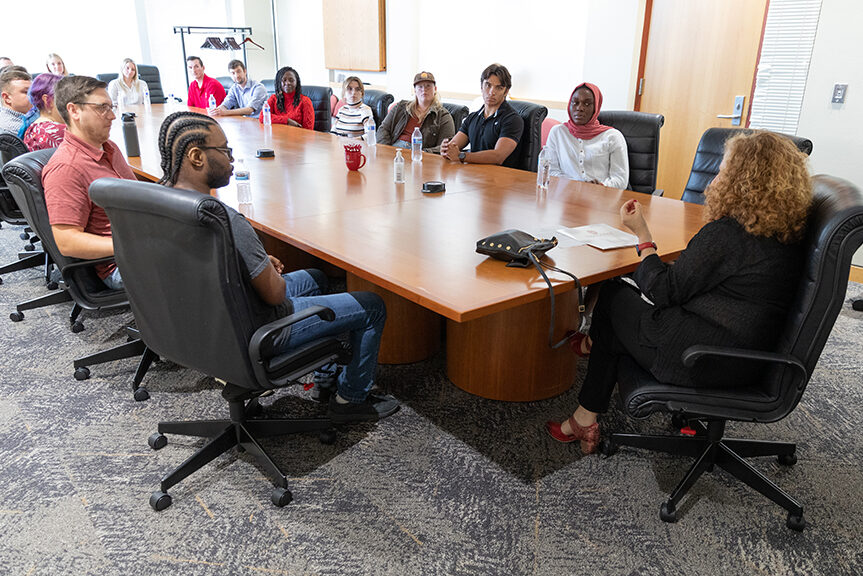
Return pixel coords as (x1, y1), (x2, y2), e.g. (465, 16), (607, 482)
(346, 273), (441, 365)
(446, 291), (580, 401)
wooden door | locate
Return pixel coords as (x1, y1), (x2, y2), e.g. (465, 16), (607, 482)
(638, 0), (767, 199)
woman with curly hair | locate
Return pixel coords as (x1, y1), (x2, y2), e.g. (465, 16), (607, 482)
(547, 131), (812, 453)
(261, 66), (314, 129)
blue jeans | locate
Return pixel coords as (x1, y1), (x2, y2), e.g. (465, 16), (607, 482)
(274, 269), (386, 403)
(102, 268), (124, 290)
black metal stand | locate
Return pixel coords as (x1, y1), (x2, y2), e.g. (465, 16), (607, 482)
(173, 26), (252, 89)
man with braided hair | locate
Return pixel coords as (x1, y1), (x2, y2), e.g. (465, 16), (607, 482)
(158, 111), (399, 423)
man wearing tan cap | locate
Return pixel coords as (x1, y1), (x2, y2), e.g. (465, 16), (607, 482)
(376, 71), (454, 153)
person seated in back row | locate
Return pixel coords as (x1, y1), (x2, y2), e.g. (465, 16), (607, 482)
(260, 66), (314, 129)
(544, 82), (628, 189)
(209, 59), (268, 118)
(158, 111), (399, 422)
(107, 58), (150, 106)
(440, 63), (523, 168)
(330, 76), (373, 139)
(185, 56), (226, 109)
(377, 71), (454, 153)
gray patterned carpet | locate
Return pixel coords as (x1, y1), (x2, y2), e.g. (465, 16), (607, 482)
(1, 220), (862, 576)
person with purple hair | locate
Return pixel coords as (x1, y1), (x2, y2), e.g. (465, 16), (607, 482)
(22, 73), (66, 151)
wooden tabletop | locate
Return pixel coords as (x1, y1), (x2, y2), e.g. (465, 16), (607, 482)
(111, 104), (705, 323)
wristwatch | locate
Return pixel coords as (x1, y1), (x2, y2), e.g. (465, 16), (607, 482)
(635, 241), (657, 256)
(458, 150), (467, 163)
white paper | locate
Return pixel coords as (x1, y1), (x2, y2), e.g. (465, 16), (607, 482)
(557, 223), (638, 250)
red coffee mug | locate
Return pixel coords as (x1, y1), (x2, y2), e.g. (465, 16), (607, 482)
(344, 147), (366, 171)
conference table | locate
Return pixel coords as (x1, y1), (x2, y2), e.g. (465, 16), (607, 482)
(110, 103), (705, 401)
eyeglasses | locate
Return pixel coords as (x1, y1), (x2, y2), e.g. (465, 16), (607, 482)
(73, 102), (117, 117)
(196, 145), (234, 159)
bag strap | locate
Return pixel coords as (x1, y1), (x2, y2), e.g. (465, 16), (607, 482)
(527, 252), (586, 349)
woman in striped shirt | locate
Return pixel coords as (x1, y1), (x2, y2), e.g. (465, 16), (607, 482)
(331, 76), (373, 139)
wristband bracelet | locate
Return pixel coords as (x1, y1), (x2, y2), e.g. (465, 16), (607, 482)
(636, 241), (657, 256)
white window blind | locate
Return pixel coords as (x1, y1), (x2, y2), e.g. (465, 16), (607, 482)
(749, 0), (822, 135)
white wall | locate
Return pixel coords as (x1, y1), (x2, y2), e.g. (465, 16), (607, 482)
(797, 0), (863, 266)
(274, 0), (644, 119)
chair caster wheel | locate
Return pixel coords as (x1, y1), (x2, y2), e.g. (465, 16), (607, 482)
(71, 321), (84, 333)
(74, 366), (90, 380)
(659, 502), (677, 523)
(0, 276), (3, 285)
(149, 491), (172, 511)
(271, 486), (293, 507)
(148, 433), (167, 450)
(46, 281), (58, 290)
(786, 512), (806, 531)
(134, 388), (150, 402)
(20, 231), (29, 240)
(24, 243), (35, 252)
(319, 429), (337, 445)
(777, 452), (797, 466)
(599, 437), (618, 457)
(10, 311), (24, 322)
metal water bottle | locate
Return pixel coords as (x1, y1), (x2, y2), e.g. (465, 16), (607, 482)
(122, 113), (140, 157)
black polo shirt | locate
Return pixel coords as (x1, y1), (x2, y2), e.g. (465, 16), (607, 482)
(459, 100), (524, 168)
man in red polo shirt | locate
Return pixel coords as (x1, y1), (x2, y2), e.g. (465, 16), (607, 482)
(42, 75), (137, 290)
(186, 56), (226, 109)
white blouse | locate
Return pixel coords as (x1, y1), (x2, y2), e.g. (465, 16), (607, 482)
(107, 78), (150, 106)
(544, 124), (629, 189)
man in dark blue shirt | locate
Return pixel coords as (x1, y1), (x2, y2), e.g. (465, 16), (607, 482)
(440, 63), (524, 168)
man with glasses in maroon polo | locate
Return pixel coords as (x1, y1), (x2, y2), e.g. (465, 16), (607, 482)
(42, 76), (136, 290)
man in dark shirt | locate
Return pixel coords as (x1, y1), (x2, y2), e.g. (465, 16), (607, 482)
(440, 63), (524, 168)
(158, 111), (399, 423)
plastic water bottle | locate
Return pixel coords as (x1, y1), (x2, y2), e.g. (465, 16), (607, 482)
(365, 116), (376, 146)
(142, 86), (151, 108)
(208, 94), (217, 111)
(167, 92), (176, 110)
(411, 127), (423, 162)
(537, 146), (551, 192)
(235, 159), (251, 204)
(262, 101), (272, 126)
(393, 149), (405, 183)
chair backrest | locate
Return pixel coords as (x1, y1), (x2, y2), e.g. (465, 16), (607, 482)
(303, 85), (333, 132)
(96, 73), (118, 84)
(764, 175), (863, 420)
(2, 150), (125, 306)
(597, 111), (665, 195)
(137, 65), (166, 104)
(216, 76), (234, 94)
(442, 102), (469, 134)
(508, 100), (548, 172)
(681, 127), (814, 204)
(0, 133), (30, 225)
(330, 94), (339, 117)
(540, 117), (560, 148)
(89, 178), (264, 390)
(363, 89), (394, 126)
(261, 78), (275, 94)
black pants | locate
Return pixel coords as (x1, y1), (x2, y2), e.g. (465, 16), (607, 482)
(578, 280), (658, 413)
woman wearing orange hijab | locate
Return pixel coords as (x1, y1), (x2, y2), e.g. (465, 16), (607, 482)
(544, 82), (628, 188)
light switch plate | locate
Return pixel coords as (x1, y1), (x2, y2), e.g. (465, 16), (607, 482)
(832, 83), (848, 104)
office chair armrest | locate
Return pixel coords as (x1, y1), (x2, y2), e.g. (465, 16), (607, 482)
(248, 305), (336, 361)
(61, 256), (116, 272)
(682, 344), (807, 387)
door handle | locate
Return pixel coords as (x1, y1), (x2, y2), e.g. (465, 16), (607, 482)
(717, 95), (745, 126)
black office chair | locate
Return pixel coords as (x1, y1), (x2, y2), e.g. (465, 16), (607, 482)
(0, 133), (51, 285)
(261, 78), (275, 94)
(137, 65), (167, 104)
(442, 102), (469, 133)
(603, 175), (863, 530)
(363, 89), (394, 127)
(3, 151), (153, 398)
(303, 85), (333, 132)
(508, 100), (548, 173)
(681, 127), (814, 204)
(216, 76), (233, 94)
(598, 111), (665, 195)
(96, 73), (118, 83)
(89, 177), (350, 510)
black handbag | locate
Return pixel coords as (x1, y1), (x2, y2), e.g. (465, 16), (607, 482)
(476, 229), (585, 348)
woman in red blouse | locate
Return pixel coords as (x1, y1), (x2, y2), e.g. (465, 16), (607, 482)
(261, 66), (315, 130)
(22, 73), (66, 151)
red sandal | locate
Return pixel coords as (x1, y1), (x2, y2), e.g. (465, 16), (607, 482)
(565, 330), (592, 357)
(545, 416), (600, 454)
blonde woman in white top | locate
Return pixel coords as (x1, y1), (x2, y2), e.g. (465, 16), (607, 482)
(545, 82), (628, 189)
(107, 58), (150, 106)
